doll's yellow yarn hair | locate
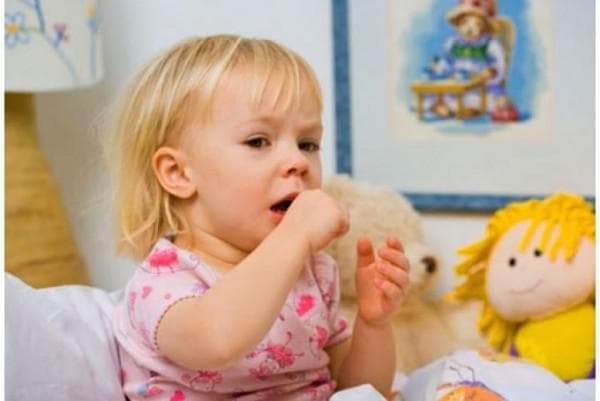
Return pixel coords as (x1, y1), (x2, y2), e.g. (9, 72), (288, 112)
(448, 192), (595, 351)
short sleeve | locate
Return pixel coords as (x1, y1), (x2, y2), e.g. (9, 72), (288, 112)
(312, 253), (351, 348)
(120, 241), (215, 351)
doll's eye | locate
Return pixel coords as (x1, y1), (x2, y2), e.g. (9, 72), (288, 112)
(508, 257), (517, 267)
(533, 249), (543, 257)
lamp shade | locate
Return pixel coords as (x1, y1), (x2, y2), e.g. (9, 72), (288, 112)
(5, 0), (103, 92)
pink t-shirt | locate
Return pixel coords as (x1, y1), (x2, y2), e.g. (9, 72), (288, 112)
(113, 238), (351, 401)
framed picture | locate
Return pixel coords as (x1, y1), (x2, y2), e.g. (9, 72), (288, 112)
(332, 0), (595, 212)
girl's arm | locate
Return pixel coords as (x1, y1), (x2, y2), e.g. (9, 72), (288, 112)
(328, 319), (395, 395)
(156, 190), (348, 371)
(328, 236), (410, 395)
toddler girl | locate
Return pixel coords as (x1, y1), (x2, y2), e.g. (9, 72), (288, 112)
(111, 34), (410, 400)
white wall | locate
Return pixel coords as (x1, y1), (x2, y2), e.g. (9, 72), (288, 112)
(35, 0), (489, 292)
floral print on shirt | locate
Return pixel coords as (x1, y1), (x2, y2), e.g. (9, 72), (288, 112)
(113, 238), (351, 400)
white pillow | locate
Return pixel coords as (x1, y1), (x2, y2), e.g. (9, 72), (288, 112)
(5, 273), (125, 401)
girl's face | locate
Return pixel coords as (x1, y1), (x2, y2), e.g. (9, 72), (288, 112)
(178, 68), (323, 257)
(485, 221), (595, 321)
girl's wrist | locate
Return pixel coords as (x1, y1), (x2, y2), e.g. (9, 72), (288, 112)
(273, 217), (313, 257)
(355, 313), (393, 332)
(269, 220), (312, 261)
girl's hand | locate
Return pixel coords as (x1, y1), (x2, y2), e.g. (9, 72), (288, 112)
(355, 235), (410, 326)
(281, 189), (349, 254)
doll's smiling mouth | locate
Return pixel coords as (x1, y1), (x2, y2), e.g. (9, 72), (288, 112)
(510, 279), (543, 294)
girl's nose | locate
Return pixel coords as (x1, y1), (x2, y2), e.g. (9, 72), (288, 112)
(282, 145), (309, 176)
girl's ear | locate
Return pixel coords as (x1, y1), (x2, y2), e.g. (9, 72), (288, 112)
(152, 146), (195, 199)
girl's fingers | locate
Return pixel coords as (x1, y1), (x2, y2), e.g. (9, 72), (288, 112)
(377, 261), (409, 289)
(356, 236), (375, 269)
(378, 247), (410, 273)
(386, 235), (404, 252)
(374, 276), (405, 301)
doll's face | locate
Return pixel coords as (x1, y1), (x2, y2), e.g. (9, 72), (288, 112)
(486, 221), (595, 322)
(456, 14), (489, 41)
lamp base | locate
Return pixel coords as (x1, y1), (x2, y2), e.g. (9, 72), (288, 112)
(5, 93), (89, 288)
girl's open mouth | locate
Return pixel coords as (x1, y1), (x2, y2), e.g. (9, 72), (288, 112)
(270, 199), (293, 213)
(270, 192), (299, 218)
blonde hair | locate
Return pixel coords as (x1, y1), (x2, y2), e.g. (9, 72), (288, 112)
(449, 193), (595, 351)
(107, 34), (322, 260)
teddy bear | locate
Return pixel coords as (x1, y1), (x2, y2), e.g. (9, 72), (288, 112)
(323, 175), (486, 374)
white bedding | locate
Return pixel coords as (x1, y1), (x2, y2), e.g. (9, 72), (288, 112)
(5, 273), (124, 401)
(5, 274), (595, 401)
(396, 349), (595, 401)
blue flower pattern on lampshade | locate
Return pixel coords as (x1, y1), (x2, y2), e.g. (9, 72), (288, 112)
(5, 11), (31, 47)
(5, 0), (103, 91)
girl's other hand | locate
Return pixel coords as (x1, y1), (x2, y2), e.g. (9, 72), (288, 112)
(355, 235), (410, 326)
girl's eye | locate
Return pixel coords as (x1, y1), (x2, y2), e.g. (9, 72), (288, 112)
(533, 249), (543, 257)
(299, 141), (320, 152)
(245, 137), (269, 148)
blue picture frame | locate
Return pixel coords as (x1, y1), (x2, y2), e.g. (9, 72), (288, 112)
(331, 0), (594, 212)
